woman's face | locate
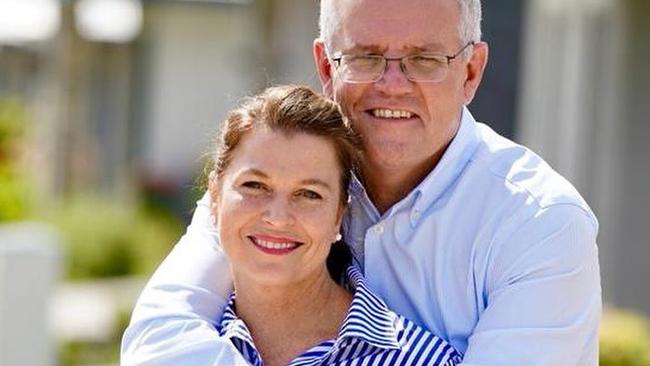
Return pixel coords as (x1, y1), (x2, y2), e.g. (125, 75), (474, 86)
(211, 127), (345, 287)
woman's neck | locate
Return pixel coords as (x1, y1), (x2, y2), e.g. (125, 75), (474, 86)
(233, 266), (352, 366)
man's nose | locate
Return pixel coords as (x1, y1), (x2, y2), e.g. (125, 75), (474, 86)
(262, 196), (295, 227)
(374, 59), (413, 94)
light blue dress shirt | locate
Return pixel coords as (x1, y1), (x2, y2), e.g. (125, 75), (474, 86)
(219, 265), (462, 366)
(121, 107), (601, 366)
(342, 108), (601, 365)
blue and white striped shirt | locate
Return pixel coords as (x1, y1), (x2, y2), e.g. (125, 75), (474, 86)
(218, 266), (462, 366)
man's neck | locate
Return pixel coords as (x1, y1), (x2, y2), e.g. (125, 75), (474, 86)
(361, 148), (448, 215)
(232, 267), (351, 366)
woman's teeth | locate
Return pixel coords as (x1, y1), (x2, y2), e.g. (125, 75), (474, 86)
(254, 239), (298, 250)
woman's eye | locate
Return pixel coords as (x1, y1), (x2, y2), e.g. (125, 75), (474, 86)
(297, 190), (323, 200)
(241, 181), (266, 191)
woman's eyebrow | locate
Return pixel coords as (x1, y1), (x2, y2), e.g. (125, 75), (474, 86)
(240, 168), (269, 178)
(300, 179), (332, 191)
(240, 169), (332, 190)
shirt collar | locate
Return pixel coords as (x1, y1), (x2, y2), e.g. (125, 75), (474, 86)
(336, 265), (402, 350)
(218, 295), (257, 350)
(408, 107), (481, 225)
(218, 266), (402, 356)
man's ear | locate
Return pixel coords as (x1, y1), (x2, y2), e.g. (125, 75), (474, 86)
(463, 41), (489, 105)
(313, 38), (334, 98)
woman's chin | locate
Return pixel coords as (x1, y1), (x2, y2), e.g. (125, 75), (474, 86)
(236, 265), (299, 287)
(233, 263), (322, 290)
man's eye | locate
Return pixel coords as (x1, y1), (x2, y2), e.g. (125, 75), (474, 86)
(297, 190), (323, 200)
(409, 55), (445, 68)
(346, 55), (382, 68)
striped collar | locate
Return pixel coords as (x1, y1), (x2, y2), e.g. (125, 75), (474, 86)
(218, 265), (402, 363)
(336, 265), (401, 349)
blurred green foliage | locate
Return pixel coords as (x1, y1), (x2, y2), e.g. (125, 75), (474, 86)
(601, 308), (650, 366)
(0, 97), (29, 221)
(0, 97), (25, 145)
(0, 166), (29, 221)
(49, 194), (183, 279)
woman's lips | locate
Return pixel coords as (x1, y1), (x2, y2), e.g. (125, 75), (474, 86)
(248, 235), (303, 255)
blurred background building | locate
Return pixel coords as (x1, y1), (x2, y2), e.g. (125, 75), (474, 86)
(1, 0), (649, 365)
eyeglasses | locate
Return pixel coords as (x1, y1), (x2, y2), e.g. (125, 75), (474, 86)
(329, 42), (475, 83)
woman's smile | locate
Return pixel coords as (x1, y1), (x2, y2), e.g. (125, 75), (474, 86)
(248, 234), (304, 255)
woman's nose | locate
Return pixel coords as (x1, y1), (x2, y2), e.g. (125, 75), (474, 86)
(262, 196), (295, 227)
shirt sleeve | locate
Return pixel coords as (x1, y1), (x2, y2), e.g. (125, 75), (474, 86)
(121, 192), (244, 365)
(460, 204), (601, 366)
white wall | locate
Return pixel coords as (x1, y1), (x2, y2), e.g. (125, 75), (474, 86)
(0, 223), (60, 366)
(262, 0), (320, 87)
(139, 3), (259, 181)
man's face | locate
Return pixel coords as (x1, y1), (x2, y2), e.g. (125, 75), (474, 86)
(314, 0), (487, 174)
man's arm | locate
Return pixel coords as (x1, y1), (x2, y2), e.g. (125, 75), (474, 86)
(121, 193), (246, 365)
(461, 204), (601, 366)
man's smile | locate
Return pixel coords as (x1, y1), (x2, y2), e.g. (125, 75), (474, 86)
(370, 108), (414, 119)
(365, 108), (420, 122)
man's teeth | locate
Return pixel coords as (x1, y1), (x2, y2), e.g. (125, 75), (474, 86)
(254, 239), (297, 250)
(372, 109), (413, 119)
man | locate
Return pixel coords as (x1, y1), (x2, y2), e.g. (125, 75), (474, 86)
(122, 0), (601, 365)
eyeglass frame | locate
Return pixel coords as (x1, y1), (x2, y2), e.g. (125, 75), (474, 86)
(327, 41), (476, 83)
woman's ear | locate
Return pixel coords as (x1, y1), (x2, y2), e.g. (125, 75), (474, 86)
(333, 202), (346, 243)
(208, 170), (219, 224)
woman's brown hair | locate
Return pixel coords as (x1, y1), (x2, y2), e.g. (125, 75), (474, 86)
(213, 85), (362, 206)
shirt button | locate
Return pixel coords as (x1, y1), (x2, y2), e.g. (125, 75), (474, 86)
(375, 225), (384, 234)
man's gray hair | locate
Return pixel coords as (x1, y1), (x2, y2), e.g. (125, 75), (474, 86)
(319, 0), (482, 47)
(458, 0), (482, 44)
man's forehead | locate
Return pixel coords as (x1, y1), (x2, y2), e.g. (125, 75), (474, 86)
(327, 0), (461, 51)
(338, 41), (450, 54)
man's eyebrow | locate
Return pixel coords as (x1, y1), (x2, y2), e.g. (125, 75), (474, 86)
(341, 44), (386, 54)
(340, 42), (448, 54)
(404, 42), (448, 53)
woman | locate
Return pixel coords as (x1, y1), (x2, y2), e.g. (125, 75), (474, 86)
(208, 85), (461, 366)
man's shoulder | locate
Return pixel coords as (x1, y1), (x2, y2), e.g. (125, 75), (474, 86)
(465, 122), (596, 225)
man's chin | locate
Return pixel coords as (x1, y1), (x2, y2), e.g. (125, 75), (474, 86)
(363, 146), (414, 170)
